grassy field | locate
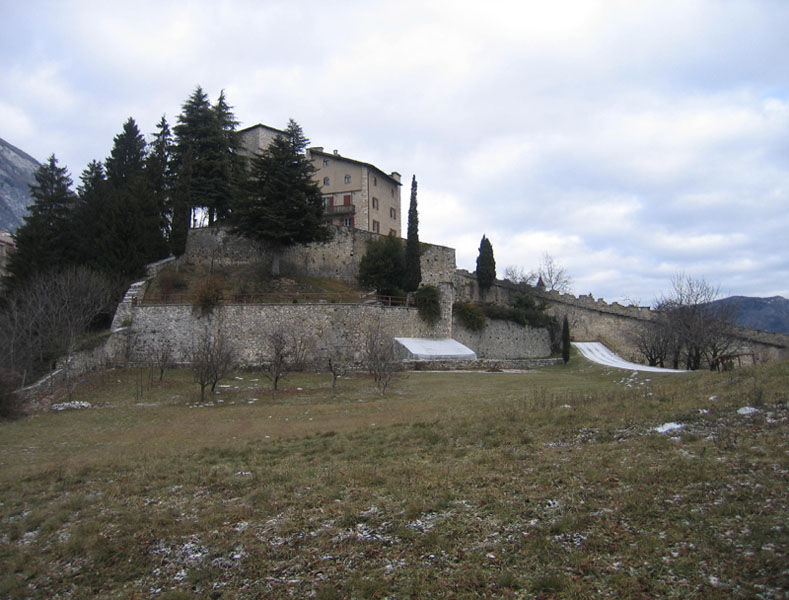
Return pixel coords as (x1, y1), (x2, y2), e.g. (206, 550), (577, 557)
(1, 356), (787, 599)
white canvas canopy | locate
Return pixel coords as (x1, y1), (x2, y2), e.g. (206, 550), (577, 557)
(393, 338), (477, 361)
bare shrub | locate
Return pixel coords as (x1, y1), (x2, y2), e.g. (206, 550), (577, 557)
(147, 338), (174, 382)
(0, 266), (113, 395)
(262, 326), (291, 399)
(363, 321), (398, 395)
(188, 323), (237, 402)
(327, 358), (348, 396)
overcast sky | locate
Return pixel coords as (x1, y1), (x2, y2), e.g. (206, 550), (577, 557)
(1, 0), (787, 303)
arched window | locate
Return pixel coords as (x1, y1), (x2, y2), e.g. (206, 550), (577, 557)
(323, 176), (330, 186)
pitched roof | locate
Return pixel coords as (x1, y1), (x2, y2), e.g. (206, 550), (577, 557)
(308, 147), (401, 186)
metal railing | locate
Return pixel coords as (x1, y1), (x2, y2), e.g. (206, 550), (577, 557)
(325, 204), (356, 215)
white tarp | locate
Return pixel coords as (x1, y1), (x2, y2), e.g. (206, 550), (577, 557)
(573, 342), (686, 373)
(394, 338), (477, 361)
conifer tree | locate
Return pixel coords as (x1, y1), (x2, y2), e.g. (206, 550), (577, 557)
(105, 118), (147, 187)
(476, 234), (496, 290)
(403, 175), (421, 292)
(232, 120), (330, 273)
(3, 155), (77, 288)
(172, 86), (242, 228)
(72, 160), (110, 269)
(561, 315), (571, 363)
(146, 115), (173, 239)
(91, 118), (168, 278)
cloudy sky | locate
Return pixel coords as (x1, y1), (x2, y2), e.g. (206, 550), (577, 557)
(2, 0), (787, 303)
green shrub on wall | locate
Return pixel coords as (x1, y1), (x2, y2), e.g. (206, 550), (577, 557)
(414, 285), (441, 325)
(453, 302), (486, 331)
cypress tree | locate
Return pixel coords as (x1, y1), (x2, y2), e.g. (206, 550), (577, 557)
(561, 315), (571, 363)
(476, 234), (496, 290)
(403, 175), (421, 292)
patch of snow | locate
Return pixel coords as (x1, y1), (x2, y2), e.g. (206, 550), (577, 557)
(737, 406), (760, 416)
(51, 401), (92, 411)
(654, 422), (685, 434)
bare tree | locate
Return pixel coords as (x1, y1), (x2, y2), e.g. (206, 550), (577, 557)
(188, 323), (237, 402)
(503, 265), (536, 286)
(0, 266), (113, 396)
(363, 321), (397, 395)
(147, 338), (174, 383)
(537, 253), (573, 293)
(646, 273), (736, 370)
(261, 325), (291, 399)
(327, 358), (348, 396)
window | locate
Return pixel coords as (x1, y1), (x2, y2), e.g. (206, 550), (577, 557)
(373, 176), (377, 186)
(391, 188), (394, 197)
(372, 197), (378, 209)
(344, 174), (351, 184)
(323, 158), (330, 167)
(343, 194), (351, 205)
(323, 176), (330, 186)
(389, 229), (397, 236)
(389, 207), (396, 219)
(323, 196), (333, 209)
(343, 217), (354, 227)
(372, 219), (380, 233)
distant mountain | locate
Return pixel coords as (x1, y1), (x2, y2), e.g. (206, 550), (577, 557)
(0, 137), (40, 232)
(710, 296), (789, 335)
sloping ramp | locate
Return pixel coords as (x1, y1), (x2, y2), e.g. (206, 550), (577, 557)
(394, 338), (477, 361)
(573, 342), (686, 373)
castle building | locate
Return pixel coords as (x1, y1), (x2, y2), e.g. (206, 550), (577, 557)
(306, 147), (401, 237)
(238, 124), (402, 236)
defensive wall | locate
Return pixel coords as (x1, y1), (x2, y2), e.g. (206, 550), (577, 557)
(108, 226), (553, 366)
(183, 225), (456, 288)
(454, 270), (789, 364)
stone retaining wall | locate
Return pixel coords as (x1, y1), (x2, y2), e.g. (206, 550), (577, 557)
(119, 301), (451, 367)
(452, 316), (551, 359)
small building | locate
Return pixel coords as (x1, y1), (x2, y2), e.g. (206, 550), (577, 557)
(237, 123), (402, 236)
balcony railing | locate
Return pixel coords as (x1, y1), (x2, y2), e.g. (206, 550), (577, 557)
(325, 204), (356, 215)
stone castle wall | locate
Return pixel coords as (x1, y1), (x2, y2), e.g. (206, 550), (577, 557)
(453, 270), (789, 364)
(183, 225), (456, 287)
(120, 301), (450, 367)
(452, 317), (551, 359)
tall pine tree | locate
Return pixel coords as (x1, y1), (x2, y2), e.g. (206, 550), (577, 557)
(3, 155), (77, 288)
(403, 175), (421, 292)
(91, 118), (168, 279)
(476, 234), (496, 290)
(172, 86), (242, 230)
(146, 115), (173, 240)
(232, 120), (330, 274)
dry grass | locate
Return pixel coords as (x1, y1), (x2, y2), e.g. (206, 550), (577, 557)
(145, 262), (366, 304)
(1, 356), (787, 599)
